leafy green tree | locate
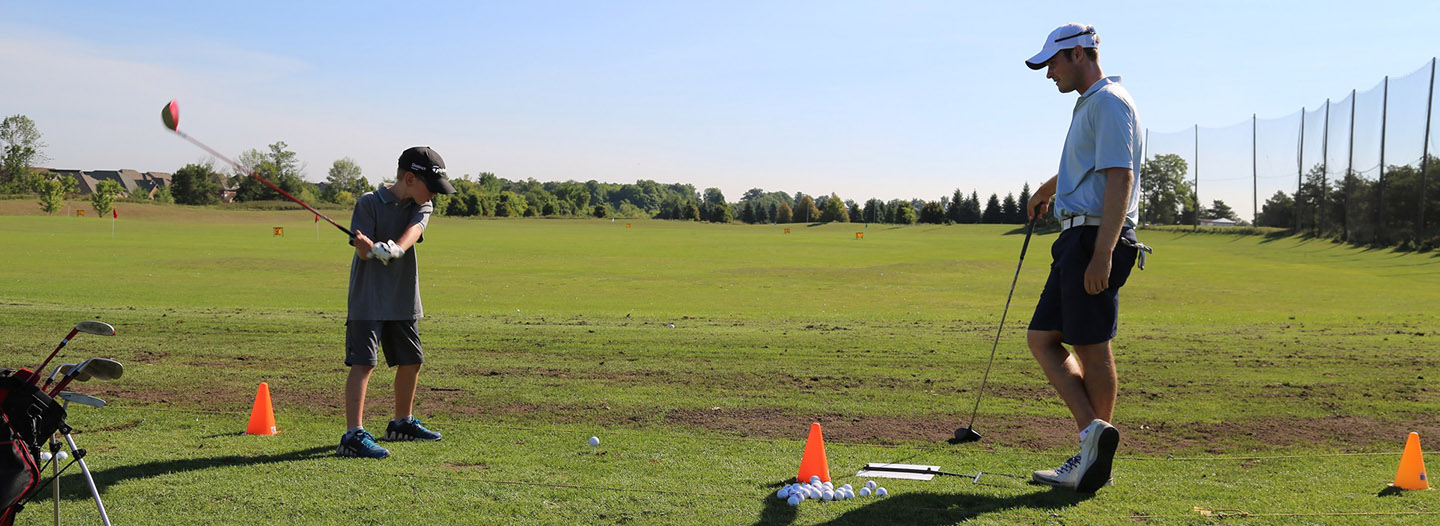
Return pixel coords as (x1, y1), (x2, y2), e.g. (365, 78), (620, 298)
(740, 201), (756, 223)
(153, 184), (174, 204)
(776, 201), (793, 223)
(235, 142), (306, 202)
(495, 191), (527, 217)
(324, 157), (369, 202)
(819, 193), (849, 222)
(862, 199), (884, 223)
(36, 174), (75, 214)
(794, 195), (820, 223)
(0, 115), (47, 193)
(684, 202), (701, 220)
(919, 201), (946, 224)
(886, 199), (916, 224)
(709, 203), (732, 223)
(90, 179), (122, 216)
(1203, 199), (1239, 221)
(171, 162), (222, 205)
(1140, 153), (1192, 225)
(592, 204), (609, 218)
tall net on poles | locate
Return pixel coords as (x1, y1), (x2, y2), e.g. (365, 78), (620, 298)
(1141, 126), (1197, 226)
(1255, 111), (1302, 227)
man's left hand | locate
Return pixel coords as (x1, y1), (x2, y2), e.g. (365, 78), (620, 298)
(1084, 253), (1111, 295)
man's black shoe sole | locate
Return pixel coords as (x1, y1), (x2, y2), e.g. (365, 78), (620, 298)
(1077, 426), (1118, 493)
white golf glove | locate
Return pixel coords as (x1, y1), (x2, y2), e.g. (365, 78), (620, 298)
(369, 240), (404, 265)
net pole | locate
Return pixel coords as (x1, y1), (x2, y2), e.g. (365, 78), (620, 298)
(1194, 124), (1200, 230)
(1421, 58), (1435, 240)
(1321, 100), (1330, 234)
(1347, 91), (1356, 241)
(1253, 114), (1258, 226)
(1379, 76), (1389, 243)
(1297, 108), (1305, 231)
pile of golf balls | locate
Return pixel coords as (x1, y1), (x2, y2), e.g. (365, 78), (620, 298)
(776, 476), (888, 506)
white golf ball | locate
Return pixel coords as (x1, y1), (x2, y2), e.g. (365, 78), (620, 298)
(787, 494), (801, 506)
(858, 487), (871, 497)
(822, 481), (834, 489)
(588, 436), (600, 447)
(821, 489), (834, 501)
(56, 451), (68, 461)
(865, 480), (877, 490)
(777, 487), (790, 499)
(39, 452), (51, 462)
(809, 475), (821, 484)
(841, 483), (853, 491)
(876, 487), (888, 497)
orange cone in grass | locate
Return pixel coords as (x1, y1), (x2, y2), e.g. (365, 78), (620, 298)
(796, 422), (830, 483)
(245, 382), (278, 435)
(1392, 432), (1429, 490)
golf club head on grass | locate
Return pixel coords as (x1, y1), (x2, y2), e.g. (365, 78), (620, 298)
(950, 427), (982, 444)
(75, 321), (116, 336)
(73, 358), (124, 381)
(58, 391), (107, 408)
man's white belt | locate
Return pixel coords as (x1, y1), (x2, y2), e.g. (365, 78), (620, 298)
(1060, 215), (1104, 230)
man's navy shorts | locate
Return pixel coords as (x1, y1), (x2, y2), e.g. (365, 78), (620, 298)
(345, 319), (423, 367)
(1027, 226), (1140, 346)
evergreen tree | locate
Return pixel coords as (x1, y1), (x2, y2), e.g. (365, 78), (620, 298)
(981, 193), (1003, 223)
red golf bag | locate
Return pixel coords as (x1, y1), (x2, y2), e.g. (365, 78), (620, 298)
(0, 372), (66, 525)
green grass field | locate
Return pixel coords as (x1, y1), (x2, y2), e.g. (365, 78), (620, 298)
(2, 199), (1438, 524)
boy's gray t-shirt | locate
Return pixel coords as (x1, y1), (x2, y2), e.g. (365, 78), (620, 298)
(347, 186), (431, 320)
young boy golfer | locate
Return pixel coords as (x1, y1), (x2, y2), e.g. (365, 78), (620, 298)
(337, 146), (455, 458)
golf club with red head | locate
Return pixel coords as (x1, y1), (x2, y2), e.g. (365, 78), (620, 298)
(953, 216), (1037, 444)
(33, 321), (114, 386)
(160, 99), (354, 239)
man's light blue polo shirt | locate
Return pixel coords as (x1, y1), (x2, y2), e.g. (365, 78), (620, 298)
(1053, 76), (1142, 227)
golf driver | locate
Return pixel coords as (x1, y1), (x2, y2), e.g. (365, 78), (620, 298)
(954, 217), (1037, 444)
(33, 321), (114, 386)
(47, 358), (123, 397)
(160, 99), (354, 239)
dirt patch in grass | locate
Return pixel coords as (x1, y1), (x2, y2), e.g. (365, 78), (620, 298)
(94, 380), (1440, 455)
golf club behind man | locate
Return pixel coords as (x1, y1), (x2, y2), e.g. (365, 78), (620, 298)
(1022, 23), (1144, 493)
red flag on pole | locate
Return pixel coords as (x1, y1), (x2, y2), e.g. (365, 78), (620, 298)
(314, 214), (319, 223)
(113, 209), (118, 219)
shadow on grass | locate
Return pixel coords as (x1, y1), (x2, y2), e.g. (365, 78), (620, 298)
(752, 481), (1090, 525)
(47, 444), (335, 503)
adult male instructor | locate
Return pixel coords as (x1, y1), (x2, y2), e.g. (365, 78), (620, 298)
(1023, 23), (1143, 493)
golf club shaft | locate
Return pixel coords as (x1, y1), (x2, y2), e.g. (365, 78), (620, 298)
(963, 218), (1036, 430)
(173, 130), (354, 238)
(33, 329), (79, 385)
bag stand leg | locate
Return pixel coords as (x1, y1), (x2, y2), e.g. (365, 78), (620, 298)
(60, 432), (109, 526)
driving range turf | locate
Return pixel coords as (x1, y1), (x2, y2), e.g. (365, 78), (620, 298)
(3, 200), (1438, 524)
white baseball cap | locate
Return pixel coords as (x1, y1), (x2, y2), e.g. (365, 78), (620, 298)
(1025, 23), (1099, 70)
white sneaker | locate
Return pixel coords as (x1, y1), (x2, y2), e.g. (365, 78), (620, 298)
(1032, 453), (1081, 488)
(1075, 419), (1119, 493)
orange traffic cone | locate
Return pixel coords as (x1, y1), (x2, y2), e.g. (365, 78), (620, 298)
(245, 382), (278, 435)
(796, 422), (830, 483)
(1391, 432), (1429, 490)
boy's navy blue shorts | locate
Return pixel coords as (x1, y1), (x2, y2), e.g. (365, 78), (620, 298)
(345, 319), (423, 367)
(1027, 226), (1140, 346)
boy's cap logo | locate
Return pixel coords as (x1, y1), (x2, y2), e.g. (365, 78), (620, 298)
(410, 163), (446, 176)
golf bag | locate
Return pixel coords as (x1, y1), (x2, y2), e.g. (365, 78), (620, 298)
(0, 373), (66, 526)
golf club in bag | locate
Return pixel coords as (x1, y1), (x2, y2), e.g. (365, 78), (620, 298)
(954, 217), (1037, 444)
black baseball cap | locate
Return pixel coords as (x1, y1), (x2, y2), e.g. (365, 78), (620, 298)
(398, 146), (455, 195)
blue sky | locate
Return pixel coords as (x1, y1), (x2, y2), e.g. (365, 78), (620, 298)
(5, 1), (1439, 218)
